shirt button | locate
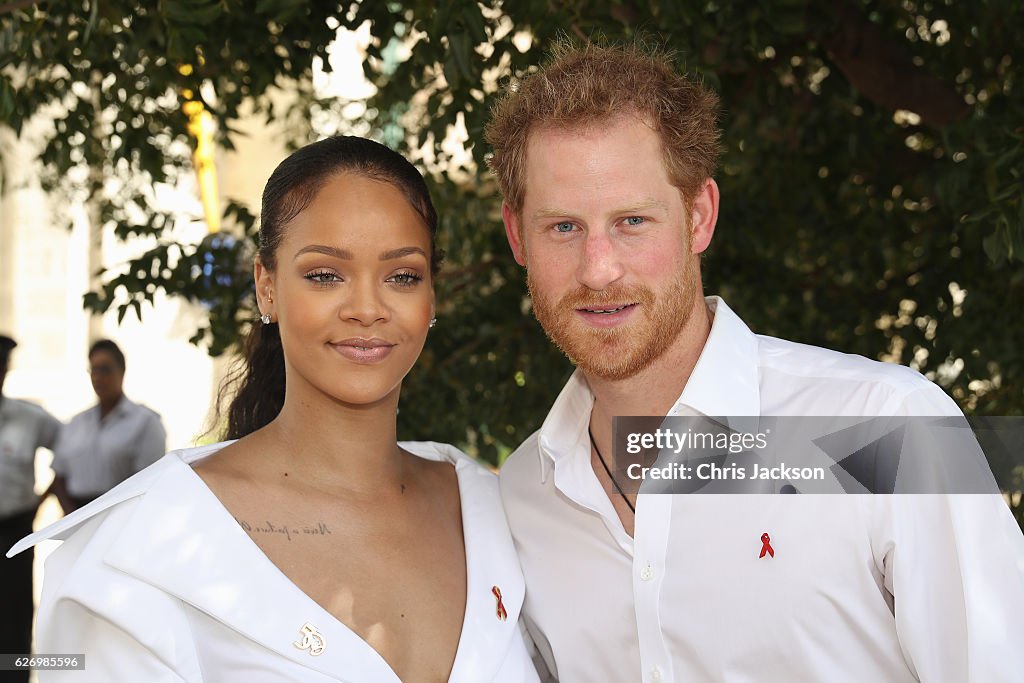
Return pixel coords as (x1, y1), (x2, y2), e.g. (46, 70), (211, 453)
(640, 564), (654, 581)
(650, 667), (662, 682)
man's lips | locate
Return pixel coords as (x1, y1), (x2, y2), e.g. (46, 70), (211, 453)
(328, 337), (396, 363)
(576, 304), (636, 314)
(575, 303), (639, 327)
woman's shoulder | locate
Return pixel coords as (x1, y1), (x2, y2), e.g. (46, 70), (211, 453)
(400, 440), (498, 484)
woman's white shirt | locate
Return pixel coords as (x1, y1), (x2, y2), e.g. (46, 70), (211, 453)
(8, 441), (540, 682)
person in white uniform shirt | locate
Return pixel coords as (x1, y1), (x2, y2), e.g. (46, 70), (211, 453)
(8, 136), (539, 682)
(0, 335), (62, 682)
(48, 338), (166, 512)
(486, 40), (1024, 682)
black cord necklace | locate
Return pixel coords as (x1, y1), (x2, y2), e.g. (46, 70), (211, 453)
(588, 427), (635, 514)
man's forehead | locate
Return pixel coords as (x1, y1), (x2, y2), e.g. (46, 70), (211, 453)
(525, 112), (657, 148)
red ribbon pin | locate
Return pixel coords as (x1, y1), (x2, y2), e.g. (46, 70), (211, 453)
(759, 532), (775, 558)
(492, 586), (508, 621)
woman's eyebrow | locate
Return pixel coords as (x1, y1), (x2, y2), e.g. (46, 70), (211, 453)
(380, 246), (427, 261)
(293, 245), (354, 260)
(292, 245), (426, 261)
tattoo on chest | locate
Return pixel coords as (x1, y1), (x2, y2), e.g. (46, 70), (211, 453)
(235, 518), (332, 542)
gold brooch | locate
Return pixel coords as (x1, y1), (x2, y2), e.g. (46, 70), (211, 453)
(293, 622), (326, 656)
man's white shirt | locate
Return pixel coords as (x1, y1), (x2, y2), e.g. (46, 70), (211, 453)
(500, 296), (1024, 682)
(0, 397), (62, 517)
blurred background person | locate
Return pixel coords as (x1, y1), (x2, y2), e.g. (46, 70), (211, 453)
(48, 339), (166, 513)
(0, 334), (62, 678)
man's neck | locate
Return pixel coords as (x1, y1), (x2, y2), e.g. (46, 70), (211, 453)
(586, 296), (713, 443)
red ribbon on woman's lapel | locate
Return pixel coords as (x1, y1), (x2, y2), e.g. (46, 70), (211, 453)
(492, 585), (508, 621)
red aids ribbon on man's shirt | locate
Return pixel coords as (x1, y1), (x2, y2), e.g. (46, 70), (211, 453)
(759, 533), (775, 558)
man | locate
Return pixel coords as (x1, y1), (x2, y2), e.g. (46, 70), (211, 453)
(0, 335), (62, 678)
(487, 41), (1024, 681)
(49, 339), (166, 512)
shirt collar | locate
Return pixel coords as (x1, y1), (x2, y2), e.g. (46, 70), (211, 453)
(535, 296), (761, 482)
(89, 395), (134, 423)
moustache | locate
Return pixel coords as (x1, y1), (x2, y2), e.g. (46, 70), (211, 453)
(557, 285), (655, 310)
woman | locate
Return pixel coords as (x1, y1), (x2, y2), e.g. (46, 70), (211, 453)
(8, 137), (539, 682)
(47, 338), (166, 512)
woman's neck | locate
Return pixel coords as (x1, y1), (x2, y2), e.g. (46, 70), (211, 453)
(99, 393), (123, 419)
(253, 386), (408, 496)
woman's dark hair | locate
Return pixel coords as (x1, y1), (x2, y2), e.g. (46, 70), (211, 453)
(221, 136), (442, 440)
(89, 339), (126, 372)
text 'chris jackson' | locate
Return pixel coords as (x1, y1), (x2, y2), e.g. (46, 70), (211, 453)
(626, 462), (827, 482)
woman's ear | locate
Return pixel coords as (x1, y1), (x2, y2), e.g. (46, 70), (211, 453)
(254, 257), (275, 316)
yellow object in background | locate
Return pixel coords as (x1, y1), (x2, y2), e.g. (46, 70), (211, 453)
(180, 63), (220, 234)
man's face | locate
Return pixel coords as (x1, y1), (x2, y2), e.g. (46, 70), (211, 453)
(504, 116), (715, 381)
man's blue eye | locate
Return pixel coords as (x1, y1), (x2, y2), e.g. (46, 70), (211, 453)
(554, 222), (575, 233)
(624, 216), (645, 226)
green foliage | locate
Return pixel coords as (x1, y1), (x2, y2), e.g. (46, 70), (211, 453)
(2, 2), (1023, 499)
(82, 201), (259, 356)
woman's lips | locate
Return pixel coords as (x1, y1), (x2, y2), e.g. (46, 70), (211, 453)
(329, 338), (396, 363)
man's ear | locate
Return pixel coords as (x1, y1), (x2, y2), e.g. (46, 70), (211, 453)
(502, 202), (527, 266)
(254, 257), (274, 314)
(689, 178), (720, 255)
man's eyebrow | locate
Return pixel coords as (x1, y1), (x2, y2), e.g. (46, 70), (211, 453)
(380, 246), (427, 261)
(531, 200), (669, 219)
(293, 245), (354, 261)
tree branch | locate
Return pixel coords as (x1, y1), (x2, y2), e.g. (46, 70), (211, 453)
(0, 0), (40, 14)
(822, 1), (970, 128)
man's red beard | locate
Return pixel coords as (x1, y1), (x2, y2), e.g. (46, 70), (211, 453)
(527, 262), (700, 381)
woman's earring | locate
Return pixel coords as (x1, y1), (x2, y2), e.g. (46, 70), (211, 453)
(261, 291), (274, 325)
(429, 317), (437, 329)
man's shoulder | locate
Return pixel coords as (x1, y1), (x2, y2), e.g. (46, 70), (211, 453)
(65, 403), (99, 426)
(754, 334), (956, 414)
(756, 333), (928, 388)
(2, 397), (55, 421)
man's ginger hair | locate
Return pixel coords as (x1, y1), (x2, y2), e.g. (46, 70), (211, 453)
(485, 39), (721, 214)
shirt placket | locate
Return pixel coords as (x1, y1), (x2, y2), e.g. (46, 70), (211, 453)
(633, 493), (674, 683)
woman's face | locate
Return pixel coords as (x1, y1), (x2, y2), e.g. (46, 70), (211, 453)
(257, 173), (435, 409)
(89, 349), (125, 404)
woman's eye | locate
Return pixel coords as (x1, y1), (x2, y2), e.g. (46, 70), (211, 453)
(388, 272), (423, 287)
(304, 270), (340, 284)
(554, 222), (575, 233)
(624, 216), (645, 226)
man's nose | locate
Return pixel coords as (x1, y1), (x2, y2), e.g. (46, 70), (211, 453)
(576, 229), (625, 291)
